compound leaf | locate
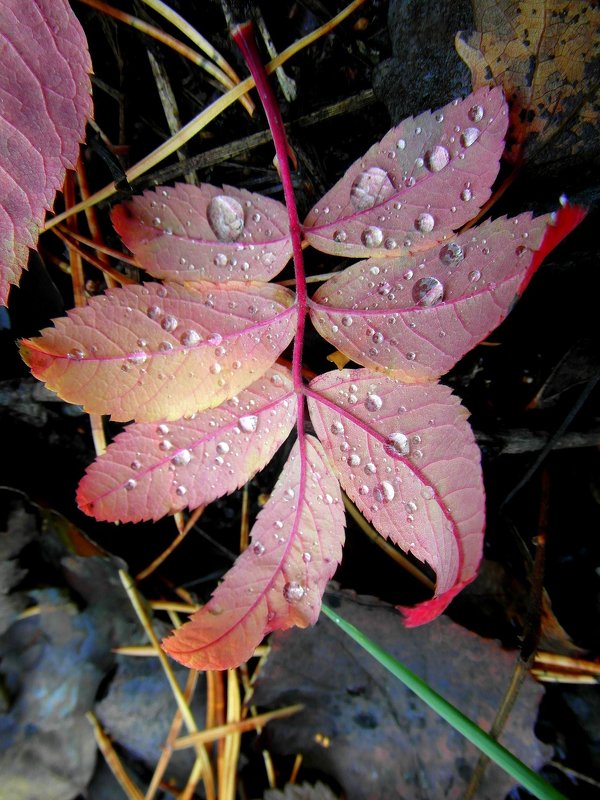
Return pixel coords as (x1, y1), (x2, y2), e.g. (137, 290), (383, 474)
(302, 87), (508, 259)
(21, 281), (296, 422)
(309, 206), (584, 382)
(77, 365), (297, 523)
(0, 0), (92, 305)
(162, 435), (346, 670)
(112, 183), (293, 283)
(307, 369), (485, 625)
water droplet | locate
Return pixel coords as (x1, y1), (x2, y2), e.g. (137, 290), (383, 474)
(274, 520), (284, 529)
(361, 226), (384, 248)
(439, 242), (464, 265)
(130, 459), (142, 470)
(207, 195), (245, 241)
(253, 542), (266, 556)
(175, 485), (187, 496)
(415, 213), (435, 233)
(460, 187), (473, 202)
(159, 341), (174, 353)
(341, 315), (353, 327)
(412, 276), (445, 307)
(384, 237), (398, 250)
(125, 479), (137, 491)
(396, 138), (406, 150)
(424, 145), (450, 172)
(403, 269), (414, 281)
(378, 282), (391, 296)
(214, 252), (228, 267)
(468, 104), (484, 122)
(364, 462), (376, 475)
(365, 393), (383, 412)
(359, 484), (369, 495)
(385, 431), (410, 457)
(128, 351), (147, 365)
(161, 315), (178, 332)
(406, 351), (417, 361)
(468, 269), (481, 283)
(331, 420), (344, 435)
(157, 424), (169, 434)
(460, 127), (480, 147)
(67, 348), (85, 360)
(333, 229), (348, 243)
(180, 329), (201, 346)
(406, 500), (418, 512)
(372, 332), (384, 344)
(515, 245), (527, 257)
(210, 363), (222, 375)
(283, 488), (295, 501)
(302, 551), (312, 563)
(207, 332), (223, 346)
(271, 373), (284, 386)
(350, 167), (394, 210)
(370, 265), (380, 276)
(422, 485), (435, 500)
(171, 450), (192, 467)
(348, 454), (361, 467)
(381, 481), (395, 501)
(283, 582), (305, 603)
(159, 439), (172, 451)
(216, 441), (230, 454)
(239, 414), (258, 433)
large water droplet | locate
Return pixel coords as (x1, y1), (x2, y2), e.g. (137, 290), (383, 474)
(161, 315), (178, 332)
(283, 581), (305, 603)
(180, 329), (201, 346)
(460, 127), (480, 147)
(239, 414), (258, 433)
(415, 213), (435, 233)
(460, 187), (473, 202)
(341, 315), (353, 327)
(385, 431), (410, 457)
(171, 450), (192, 467)
(412, 276), (445, 306)
(365, 393), (383, 412)
(331, 420), (344, 435)
(350, 167), (395, 210)
(439, 242), (464, 265)
(207, 195), (245, 242)
(125, 478), (137, 491)
(216, 441), (230, 454)
(361, 226), (384, 248)
(468, 104), (484, 122)
(381, 481), (395, 501)
(424, 145), (450, 172)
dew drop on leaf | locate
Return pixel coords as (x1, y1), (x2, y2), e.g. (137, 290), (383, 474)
(253, 542), (266, 556)
(468, 104), (484, 122)
(460, 127), (480, 147)
(159, 439), (173, 451)
(385, 431), (410, 457)
(67, 348), (85, 360)
(239, 414), (258, 433)
(415, 213), (435, 233)
(207, 195), (245, 242)
(468, 269), (481, 283)
(171, 450), (192, 466)
(216, 441), (230, 454)
(283, 582), (305, 603)
(175, 485), (187, 496)
(331, 421), (344, 435)
(439, 242), (464, 265)
(424, 145), (450, 172)
(460, 187), (473, 202)
(365, 392), (383, 412)
(361, 226), (384, 248)
(161, 315), (178, 332)
(125, 479), (137, 491)
(350, 167), (394, 210)
(412, 276), (445, 307)
(333, 229), (348, 243)
(127, 351), (147, 365)
(180, 329), (201, 346)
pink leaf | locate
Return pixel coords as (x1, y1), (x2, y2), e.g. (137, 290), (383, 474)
(77, 365), (297, 522)
(302, 86), (507, 258)
(162, 435), (346, 670)
(306, 369), (485, 624)
(20, 281), (296, 422)
(310, 211), (562, 382)
(112, 183), (293, 283)
(0, 0), (92, 305)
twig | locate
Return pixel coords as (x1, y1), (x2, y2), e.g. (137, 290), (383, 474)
(86, 711), (145, 800)
(173, 704), (304, 749)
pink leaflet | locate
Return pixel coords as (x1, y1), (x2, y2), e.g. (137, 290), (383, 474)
(0, 0), (92, 305)
(77, 365), (297, 522)
(162, 434), (346, 670)
(302, 86), (507, 259)
(309, 212), (552, 382)
(20, 281), (296, 423)
(112, 183), (293, 283)
(306, 369), (485, 624)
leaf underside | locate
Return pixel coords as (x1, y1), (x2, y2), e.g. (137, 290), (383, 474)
(0, 0), (92, 305)
(20, 281), (296, 422)
(162, 435), (346, 670)
(77, 365), (297, 523)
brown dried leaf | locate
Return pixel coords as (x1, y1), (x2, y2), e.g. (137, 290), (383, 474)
(456, 1), (600, 163)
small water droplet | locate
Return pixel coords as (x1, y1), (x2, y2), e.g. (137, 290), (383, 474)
(381, 481), (395, 501)
(130, 459), (142, 470)
(385, 432), (410, 457)
(161, 315), (178, 332)
(175, 485), (187, 496)
(180, 329), (201, 346)
(171, 450), (192, 467)
(302, 551), (312, 563)
(216, 441), (230, 454)
(406, 500), (418, 512)
(350, 167), (394, 210)
(341, 315), (353, 327)
(364, 462), (376, 475)
(460, 127), (480, 147)
(159, 341), (173, 353)
(348, 454), (361, 467)
(331, 420), (344, 435)
(253, 541), (266, 556)
(239, 414), (258, 433)
(422, 485), (435, 500)
(283, 582), (305, 603)
(515, 245), (527, 257)
(125, 479), (137, 491)
(283, 488), (295, 501)
(359, 484), (369, 495)
(210, 363), (222, 375)
(406, 351), (417, 361)
(207, 195), (245, 241)
(468, 269), (481, 283)
(396, 138), (406, 150)
(159, 439), (172, 451)
(468, 104), (484, 122)
(67, 348), (85, 360)
(214, 252), (228, 267)
(128, 351), (147, 365)
(157, 424), (169, 434)
(439, 242), (464, 265)
(460, 187), (473, 202)
(365, 393), (383, 412)
(412, 276), (445, 306)
(415, 213), (435, 233)
(361, 226), (384, 248)
(424, 145), (450, 172)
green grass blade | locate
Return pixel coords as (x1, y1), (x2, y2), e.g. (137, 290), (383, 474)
(321, 603), (565, 800)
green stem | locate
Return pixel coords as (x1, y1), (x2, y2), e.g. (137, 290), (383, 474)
(321, 604), (565, 800)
